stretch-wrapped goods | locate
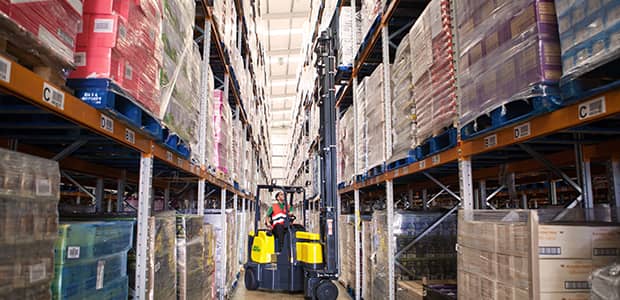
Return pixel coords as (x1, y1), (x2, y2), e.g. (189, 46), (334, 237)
(147, 212), (177, 300)
(176, 215), (207, 300)
(71, 0), (163, 115)
(555, 0), (620, 82)
(410, 0), (456, 142)
(0, 0), (82, 66)
(338, 107), (355, 183)
(0, 149), (60, 300)
(456, 0), (561, 128)
(356, 78), (368, 173)
(390, 31), (416, 162)
(361, 0), (381, 44)
(365, 65), (386, 171)
(338, 6), (361, 66)
(212, 90), (233, 175)
(160, 0), (206, 161)
(53, 221), (134, 299)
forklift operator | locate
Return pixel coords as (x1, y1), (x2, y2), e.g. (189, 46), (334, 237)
(265, 191), (294, 251)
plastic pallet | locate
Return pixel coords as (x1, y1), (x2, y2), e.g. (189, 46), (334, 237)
(559, 62), (620, 104)
(387, 155), (418, 171)
(460, 88), (561, 140)
(338, 182), (346, 189)
(365, 163), (386, 179)
(355, 14), (382, 63)
(233, 181), (239, 190)
(161, 129), (191, 159)
(355, 174), (366, 183)
(415, 127), (457, 160)
(336, 65), (353, 83)
(67, 79), (163, 140)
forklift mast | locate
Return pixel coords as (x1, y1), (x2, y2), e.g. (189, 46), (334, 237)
(315, 26), (339, 276)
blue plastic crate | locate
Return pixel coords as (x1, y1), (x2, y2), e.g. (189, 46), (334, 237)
(55, 221), (134, 263)
(67, 79), (163, 140)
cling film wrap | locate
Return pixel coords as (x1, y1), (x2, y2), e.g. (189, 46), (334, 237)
(365, 64), (386, 171)
(231, 118), (243, 181)
(390, 32), (417, 162)
(1, 0), (82, 66)
(361, 0), (381, 44)
(146, 212), (176, 300)
(456, 0), (562, 128)
(55, 221), (134, 264)
(160, 0), (202, 158)
(356, 78), (368, 173)
(204, 209), (235, 296)
(338, 107), (355, 183)
(591, 262), (620, 300)
(0, 149), (59, 300)
(410, 0), (456, 142)
(212, 89), (233, 175)
(176, 215), (206, 300)
(371, 211), (388, 300)
(362, 220), (373, 300)
(555, 0), (620, 81)
(338, 6), (361, 66)
(204, 224), (216, 299)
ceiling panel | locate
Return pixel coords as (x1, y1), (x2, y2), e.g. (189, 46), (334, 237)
(268, 0), (292, 13)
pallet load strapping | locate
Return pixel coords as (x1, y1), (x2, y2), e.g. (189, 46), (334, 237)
(0, 148), (60, 300)
(457, 209), (620, 300)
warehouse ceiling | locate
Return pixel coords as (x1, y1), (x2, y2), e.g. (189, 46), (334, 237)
(259, 0), (311, 184)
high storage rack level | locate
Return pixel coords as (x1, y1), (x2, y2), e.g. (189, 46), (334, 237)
(281, 0), (620, 299)
(0, 0), (271, 299)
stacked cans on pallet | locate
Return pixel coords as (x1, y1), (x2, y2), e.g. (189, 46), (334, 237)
(410, 0), (456, 143)
(70, 0), (163, 114)
(0, 0), (82, 65)
(0, 149), (60, 300)
(455, 0), (562, 129)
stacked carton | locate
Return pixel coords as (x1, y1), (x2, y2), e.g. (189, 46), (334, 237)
(71, 0), (163, 115)
(356, 78), (368, 174)
(176, 215), (207, 300)
(371, 211), (389, 300)
(338, 6), (361, 67)
(360, 0), (381, 42)
(0, 0), (82, 66)
(555, 0), (620, 82)
(212, 89), (233, 176)
(338, 107), (355, 184)
(0, 149), (60, 300)
(362, 220), (373, 300)
(52, 221), (134, 299)
(364, 65), (386, 171)
(457, 209), (620, 299)
(204, 224), (216, 299)
(455, 0), (562, 129)
(410, 0), (456, 142)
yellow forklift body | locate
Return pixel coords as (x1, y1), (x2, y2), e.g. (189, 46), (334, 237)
(250, 231), (275, 263)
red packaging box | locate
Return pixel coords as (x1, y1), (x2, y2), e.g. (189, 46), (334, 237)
(70, 46), (124, 83)
(76, 13), (130, 52)
(0, 0), (8, 14)
(83, 0), (129, 18)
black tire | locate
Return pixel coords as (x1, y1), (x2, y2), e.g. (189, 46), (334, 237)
(244, 268), (259, 291)
(315, 280), (338, 300)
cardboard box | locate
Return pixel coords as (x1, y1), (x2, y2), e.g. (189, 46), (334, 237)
(396, 281), (423, 300)
(539, 259), (593, 293)
(539, 292), (590, 300)
(538, 225), (592, 259)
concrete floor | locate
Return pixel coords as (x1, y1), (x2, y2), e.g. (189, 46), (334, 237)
(230, 272), (350, 300)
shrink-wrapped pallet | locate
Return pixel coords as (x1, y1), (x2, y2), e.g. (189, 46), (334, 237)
(356, 78), (368, 173)
(147, 212), (177, 300)
(338, 6), (362, 67)
(410, 0), (456, 142)
(365, 65), (386, 171)
(361, 0), (381, 43)
(390, 32), (416, 162)
(455, 0), (561, 130)
(176, 215), (206, 300)
(212, 89), (233, 176)
(0, 149), (60, 300)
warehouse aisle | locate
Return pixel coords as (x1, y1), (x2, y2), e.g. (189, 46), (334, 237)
(231, 272), (350, 300)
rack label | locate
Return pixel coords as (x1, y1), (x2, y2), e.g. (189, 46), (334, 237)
(177, 158), (183, 166)
(432, 155), (441, 165)
(578, 97), (606, 120)
(29, 263), (46, 283)
(513, 122), (530, 140)
(100, 114), (113, 132)
(67, 246), (80, 259)
(96, 260), (105, 290)
(484, 134), (497, 148)
(42, 83), (64, 110)
(166, 151), (173, 161)
(419, 160), (426, 169)
(0, 56), (11, 82)
(125, 128), (135, 144)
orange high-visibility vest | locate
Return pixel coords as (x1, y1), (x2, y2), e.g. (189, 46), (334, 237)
(271, 203), (287, 226)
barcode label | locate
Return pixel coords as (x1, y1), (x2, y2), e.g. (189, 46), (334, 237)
(0, 56), (12, 82)
(125, 128), (135, 144)
(93, 19), (114, 33)
(513, 122), (530, 140)
(177, 158), (183, 166)
(167, 151), (173, 161)
(100, 114), (114, 132)
(578, 97), (606, 120)
(419, 160), (426, 169)
(432, 155), (440, 165)
(74, 52), (86, 67)
(125, 63), (133, 80)
(593, 247), (619, 256)
(484, 134), (497, 148)
(96, 260), (105, 290)
(539, 246), (561, 255)
(29, 263), (46, 283)
(564, 281), (590, 290)
(67, 246), (80, 259)
(42, 82), (65, 110)
(35, 179), (52, 196)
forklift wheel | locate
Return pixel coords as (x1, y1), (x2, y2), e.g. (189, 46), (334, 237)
(315, 280), (338, 300)
(244, 268), (259, 290)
